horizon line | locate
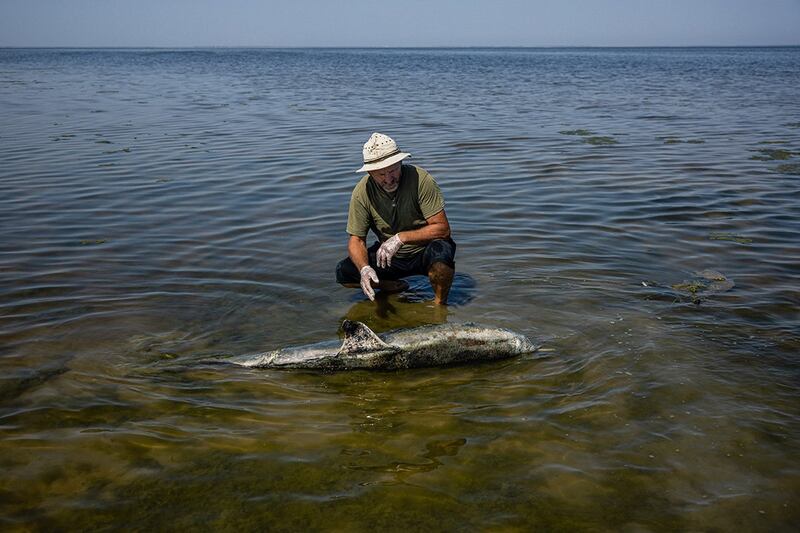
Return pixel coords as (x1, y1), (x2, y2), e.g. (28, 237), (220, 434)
(2, 44), (799, 50)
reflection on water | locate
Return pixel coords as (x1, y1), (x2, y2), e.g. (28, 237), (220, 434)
(342, 295), (450, 331)
(340, 273), (476, 331)
(1, 47), (799, 530)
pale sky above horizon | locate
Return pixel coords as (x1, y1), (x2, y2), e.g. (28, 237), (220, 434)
(1, 0), (798, 48)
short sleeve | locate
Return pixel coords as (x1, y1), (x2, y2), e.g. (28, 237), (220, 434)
(346, 181), (371, 237)
(417, 168), (445, 219)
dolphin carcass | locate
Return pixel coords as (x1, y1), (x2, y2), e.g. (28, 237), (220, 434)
(228, 320), (538, 371)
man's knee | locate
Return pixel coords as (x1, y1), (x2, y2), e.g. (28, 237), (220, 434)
(336, 258), (359, 284)
(428, 261), (455, 281)
(428, 261), (454, 273)
(423, 238), (456, 272)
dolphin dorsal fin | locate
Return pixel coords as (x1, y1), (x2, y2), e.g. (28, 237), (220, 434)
(339, 320), (391, 355)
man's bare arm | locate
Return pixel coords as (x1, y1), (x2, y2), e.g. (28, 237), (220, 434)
(395, 210), (451, 245)
(347, 235), (371, 271)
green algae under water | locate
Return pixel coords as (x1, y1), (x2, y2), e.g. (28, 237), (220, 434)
(776, 162), (800, 175)
(4, 356), (795, 532)
(583, 136), (618, 145)
(750, 148), (795, 161)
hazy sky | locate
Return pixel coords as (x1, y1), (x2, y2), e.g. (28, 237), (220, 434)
(1, 0), (798, 47)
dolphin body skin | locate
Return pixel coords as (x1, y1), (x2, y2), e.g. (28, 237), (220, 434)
(228, 320), (537, 371)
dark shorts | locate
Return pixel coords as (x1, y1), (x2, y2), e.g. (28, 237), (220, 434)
(336, 238), (456, 283)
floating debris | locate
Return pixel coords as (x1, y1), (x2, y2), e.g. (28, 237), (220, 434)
(95, 140), (112, 144)
(80, 239), (106, 245)
(709, 232), (752, 244)
(560, 129), (594, 136)
(783, 122), (800, 128)
(584, 136), (618, 145)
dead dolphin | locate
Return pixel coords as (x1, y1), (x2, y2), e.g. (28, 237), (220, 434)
(228, 320), (538, 371)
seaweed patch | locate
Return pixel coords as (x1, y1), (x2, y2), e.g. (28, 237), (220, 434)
(775, 163), (800, 175)
(560, 129), (594, 136)
(708, 233), (752, 244)
(671, 270), (735, 304)
(662, 138), (705, 145)
(584, 136), (618, 146)
(749, 148), (794, 161)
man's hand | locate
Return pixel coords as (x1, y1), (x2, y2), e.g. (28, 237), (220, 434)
(359, 265), (379, 301)
(377, 234), (403, 269)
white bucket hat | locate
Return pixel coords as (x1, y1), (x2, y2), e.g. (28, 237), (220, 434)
(356, 132), (411, 173)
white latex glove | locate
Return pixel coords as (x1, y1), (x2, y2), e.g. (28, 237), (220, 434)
(376, 234), (404, 269)
(359, 265), (379, 301)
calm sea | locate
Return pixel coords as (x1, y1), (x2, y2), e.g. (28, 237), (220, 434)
(1, 47), (799, 530)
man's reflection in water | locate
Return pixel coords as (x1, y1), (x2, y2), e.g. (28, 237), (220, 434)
(339, 273), (476, 333)
(341, 293), (449, 333)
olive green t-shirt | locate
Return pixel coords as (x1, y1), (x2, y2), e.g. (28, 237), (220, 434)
(346, 164), (445, 258)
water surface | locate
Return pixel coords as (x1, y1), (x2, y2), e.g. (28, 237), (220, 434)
(1, 47), (799, 530)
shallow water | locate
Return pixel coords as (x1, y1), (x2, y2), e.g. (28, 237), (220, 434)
(1, 47), (799, 530)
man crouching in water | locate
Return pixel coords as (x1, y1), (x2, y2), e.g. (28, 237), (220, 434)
(335, 132), (456, 305)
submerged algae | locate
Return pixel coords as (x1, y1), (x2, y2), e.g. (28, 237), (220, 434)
(672, 281), (705, 294)
(708, 233), (753, 245)
(671, 270), (735, 303)
(775, 163), (800, 175)
(558, 129), (617, 145)
(584, 136), (618, 146)
(663, 138), (706, 145)
(750, 148), (794, 161)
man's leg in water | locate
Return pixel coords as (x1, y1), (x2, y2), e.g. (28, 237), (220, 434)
(428, 261), (454, 305)
(421, 238), (457, 305)
(336, 238), (456, 302)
